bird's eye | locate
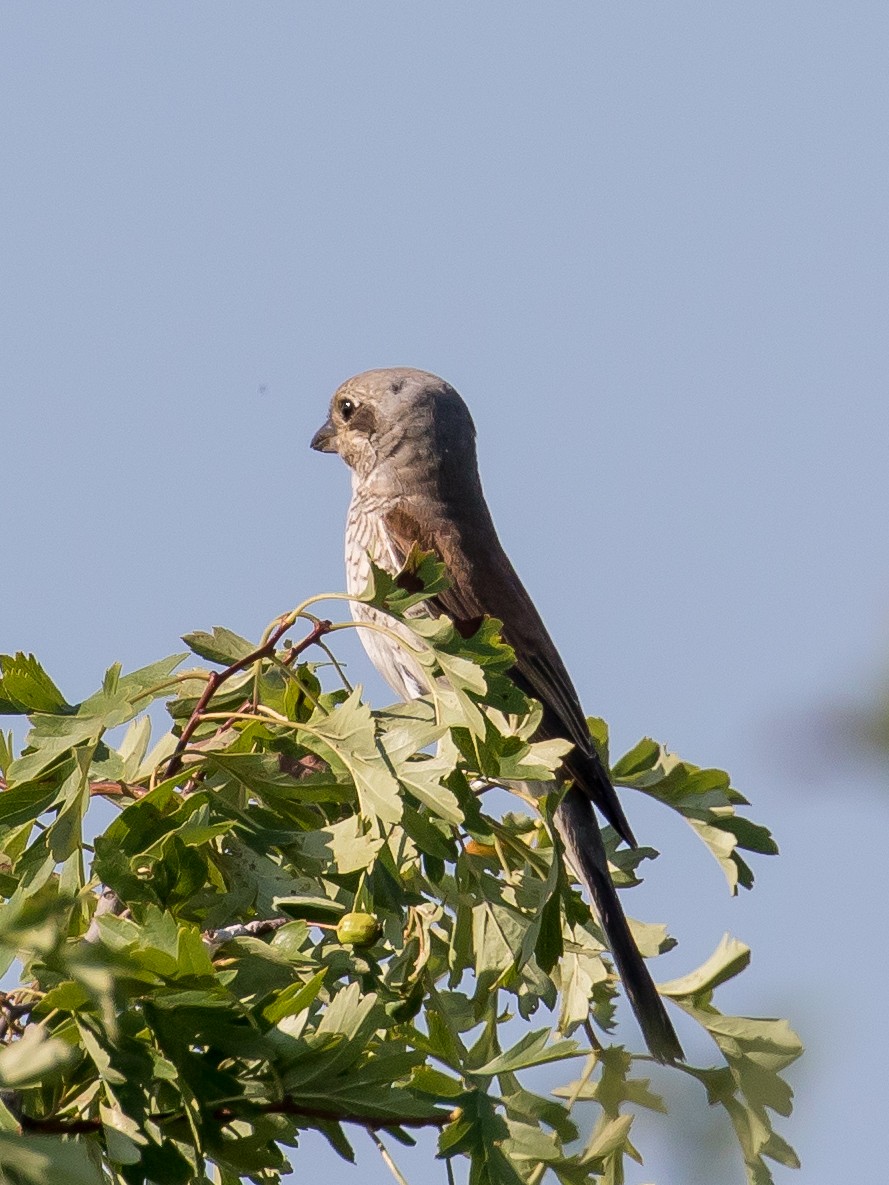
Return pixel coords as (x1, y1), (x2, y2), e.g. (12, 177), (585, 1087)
(340, 397), (357, 422)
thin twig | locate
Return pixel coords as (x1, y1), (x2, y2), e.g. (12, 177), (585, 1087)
(88, 780), (151, 800)
(526, 1021), (603, 1185)
(165, 618), (332, 778)
(582, 1018), (604, 1053)
(311, 639), (354, 693)
(370, 1131), (412, 1185)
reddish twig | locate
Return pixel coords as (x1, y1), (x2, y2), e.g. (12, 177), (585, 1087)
(165, 618), (332, 779)
(0, 775), (151, 803)
(88, 780), (151, 800)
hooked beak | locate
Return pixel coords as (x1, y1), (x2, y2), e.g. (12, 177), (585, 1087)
(310, 418), (337, 453)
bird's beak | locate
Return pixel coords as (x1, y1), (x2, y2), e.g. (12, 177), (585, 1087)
(310, 418), (338, 453)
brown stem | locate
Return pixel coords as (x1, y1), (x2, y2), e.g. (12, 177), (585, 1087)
(0, 620), (333, 799)
(165, 618), (332, 779)
(20, 1097), (454, 1135)
(0, 773), (149, 803)
(582, 1018), (604, 1052)
(204, 916), (291, 946)
(218, 1100), (454, 1129)
(88, 780), (151, 800)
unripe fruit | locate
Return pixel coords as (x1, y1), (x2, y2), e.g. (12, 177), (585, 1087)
(336, 911), (381, 947)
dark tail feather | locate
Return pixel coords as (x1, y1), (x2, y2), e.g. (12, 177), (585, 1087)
(563, 740), (636, 848)
(555, 789), (684, 1064)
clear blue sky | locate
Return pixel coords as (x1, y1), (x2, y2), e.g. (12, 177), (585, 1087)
(3, 5), (888, 1182)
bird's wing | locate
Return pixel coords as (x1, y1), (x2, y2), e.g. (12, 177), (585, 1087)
(382, 502), (636, 846)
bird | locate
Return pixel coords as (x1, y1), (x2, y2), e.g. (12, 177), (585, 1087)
(310, 366), (683, 1063)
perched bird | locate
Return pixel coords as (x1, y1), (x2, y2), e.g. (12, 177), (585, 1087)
(310, 367), (683, 1063)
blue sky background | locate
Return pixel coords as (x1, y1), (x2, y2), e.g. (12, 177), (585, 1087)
(3, 5), (888, 1182)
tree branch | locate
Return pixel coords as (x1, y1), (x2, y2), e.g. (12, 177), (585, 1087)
(19, 1097), (455, 1136)
(165, 618), (332, 778)
(203, 916), (291, 948)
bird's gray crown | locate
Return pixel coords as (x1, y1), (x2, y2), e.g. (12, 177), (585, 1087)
(311, 367), (480, 493)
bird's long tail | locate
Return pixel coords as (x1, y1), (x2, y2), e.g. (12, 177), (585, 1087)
(555, 788), (684, 1064)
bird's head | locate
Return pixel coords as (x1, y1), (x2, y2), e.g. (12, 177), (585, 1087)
(310, 367), (478, 488)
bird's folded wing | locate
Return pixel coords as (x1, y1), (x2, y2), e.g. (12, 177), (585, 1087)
(382, 503), (636, 846)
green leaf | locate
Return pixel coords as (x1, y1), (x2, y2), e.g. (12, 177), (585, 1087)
(0, 779), (60, 830)
(79, 653), (188, 724)
(45, 754), (91, 866)
(375, 698), (446, 756)
(358, 547), (452, 615)
(182, 626), (256, 666)
(315, 981), (380, 1043)
(263, 969), (327, 1024)
(0, 653), (69, 714)
(680, 1012), (803, 1185)
(298, 813), (385, 875)
(205, 751), (354, 806)
(660, 933), (752, 1001)
(583, 1112), (634, 1162)
(274, 895), (347, 921)
(0, 1134), (105, 1185)
(7, 655), (185, 785)
(0, 1025), (79, 1088)
(221, 834), (314, 914)
(585, 716), (610, 768)
(394, 752), (462, 825)
(0, 618), (800, 1185)
(529, 829), (564, 974)
(0, 729), (12, 774)
(411, 1065), (465, 1098)
(502, 1117), (561, 1162)
(0, 1097), (19, 1133)
(36, 980), (91, 1014)
(439, 1090), (525, 1185)
(472, 1029), (580, 1076)
(553, 929), (610, 1036)
(472, 899), (528, 980)
(554, 1046), (666, 1116)
(302, 690), (402, 824)
(613, 738), (777, 893)
(374, 700), (463, 822)
(100, 1104), (146, 1164)
(314, 1120), (356, 1163)
(501, 1085), (579, 1144)
(116, 714), (152, 777)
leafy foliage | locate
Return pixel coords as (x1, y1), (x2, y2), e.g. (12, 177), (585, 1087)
(0, 556), (801, 1184)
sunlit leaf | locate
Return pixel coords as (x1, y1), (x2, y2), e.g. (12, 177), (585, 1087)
(0, 608), (798, 1185)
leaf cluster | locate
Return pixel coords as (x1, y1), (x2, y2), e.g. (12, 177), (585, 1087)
(0, 560), (801, 1185)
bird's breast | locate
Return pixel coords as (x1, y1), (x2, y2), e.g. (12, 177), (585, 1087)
(345, 491), (429, 701)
